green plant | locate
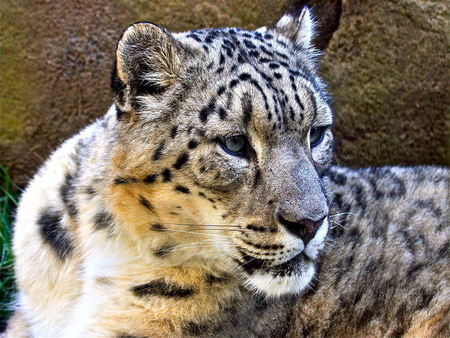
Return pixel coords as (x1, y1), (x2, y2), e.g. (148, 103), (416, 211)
(0, 165), (18, 331)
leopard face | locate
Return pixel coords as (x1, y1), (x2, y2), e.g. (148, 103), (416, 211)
(108, 10), (333, 296)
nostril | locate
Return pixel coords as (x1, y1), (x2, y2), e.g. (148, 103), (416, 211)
(277, 214), (325, 245)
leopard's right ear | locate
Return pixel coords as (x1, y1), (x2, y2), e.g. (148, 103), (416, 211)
(111, 22), (182, 114)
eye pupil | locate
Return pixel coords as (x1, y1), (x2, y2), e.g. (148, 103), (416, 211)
(310, 127), (325, 147)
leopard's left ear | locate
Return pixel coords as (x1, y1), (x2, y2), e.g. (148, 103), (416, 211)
(273, 7), (314, 49)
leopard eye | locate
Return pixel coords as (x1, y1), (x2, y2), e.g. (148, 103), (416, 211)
(221, 135), (246, 155)
(310, 127), (325, 147)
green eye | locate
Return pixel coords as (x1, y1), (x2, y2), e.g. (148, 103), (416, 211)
(310, 127), (325, 147)
(221, 135), (246, 155)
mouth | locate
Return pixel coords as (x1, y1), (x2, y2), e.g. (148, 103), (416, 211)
(236, 250), (317, 296)
(238, 250), (309, 276)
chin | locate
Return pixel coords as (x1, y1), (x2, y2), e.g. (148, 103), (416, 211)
(243, 253), (316, 297)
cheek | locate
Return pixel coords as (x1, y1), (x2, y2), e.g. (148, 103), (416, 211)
(312, 133), (333, 172)
(191, 149), (247, 191)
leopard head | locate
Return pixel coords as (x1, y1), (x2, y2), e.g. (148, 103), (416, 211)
(108, 7), (332, 297)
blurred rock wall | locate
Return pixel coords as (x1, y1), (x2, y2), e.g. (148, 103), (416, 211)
(1, 0), (448, 185)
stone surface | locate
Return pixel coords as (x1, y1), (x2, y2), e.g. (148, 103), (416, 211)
(320, 0), (449, 167)
(0, 0), (448, 186)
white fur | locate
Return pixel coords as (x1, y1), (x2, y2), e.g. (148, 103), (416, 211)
(245, 261), (315, 297)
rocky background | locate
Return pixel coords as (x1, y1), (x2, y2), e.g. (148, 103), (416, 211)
(1, 0), (449, 186)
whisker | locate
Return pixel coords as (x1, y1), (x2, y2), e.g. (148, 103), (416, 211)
(153, 228), (229, 236)
(329, 219), (348, 230)
(165, 222), (242, 228)
(329, 212), (356, 218)
(185, 249), (229, 259)
(235, 256), (257, 270)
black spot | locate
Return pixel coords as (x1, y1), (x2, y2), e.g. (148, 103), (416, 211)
(188, 140), (198, 149)
(60, 173), (77, 218)
(238, 73), (251, 81)
(162, 169), (172, 182)
(414, 199), (442, 218)
(247, 224), (266, 232)
(294, 94), (305, 110)
(143, 174), (157, 184)
(152, 143), (165, 161)
(170, 126), (178, 138)
(269, 63), (280, 69)
(154, 243), (174, 257)
(390, 326), (407, 338)
(196, 128), (205, 137)
(151, 223), (165, 231)
(217, 86), (226, 95)
(85, 186), (96, 196)
(416, 288), (434, 310)
(223, 45), (233, 57)
(354, 185), (367, 213)
(114, 177), (138, 185)
(218, 107), (227, 120)
(183, 321), (210, 336)
(407, 263), (426, 279)
(274, 72), (282, 79)
(328, 170), (348, 186)
(199, 98), (217, 123)
(38, 209), (74, 260)
(175, 185), (190, 194)
(260, 45), (273, 56)
(115, 106), (127, 121)
(173, 153), (189, 170)
(249, 50), (260, 58)
(229, 79), (239, 88)
(131, 279), (194, 298)
(371, 210), (390, 240)
(264, 33), (273, 39)
(243, 39), (256, 49)
(187, 33), (202, 42)
(219, 53), (225, 65)
(94, 211), (114, 231)
(205, 273), (227, 285)
(437, 240), (450, 259)
(139, 195), (154, 211)
(241, 93), (253, 126)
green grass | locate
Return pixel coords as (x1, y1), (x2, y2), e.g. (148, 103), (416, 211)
(0, 165), (18, 332)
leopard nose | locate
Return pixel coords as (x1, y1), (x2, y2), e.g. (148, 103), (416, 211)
(277, 214), (326, 245)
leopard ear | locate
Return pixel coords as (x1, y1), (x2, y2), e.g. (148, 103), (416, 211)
(274, 7), (314, 49)
(111, 22), (181, 112)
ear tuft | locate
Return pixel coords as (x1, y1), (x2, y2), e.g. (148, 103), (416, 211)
(111, 22), (181, 112)
(274, 7), (315, 49)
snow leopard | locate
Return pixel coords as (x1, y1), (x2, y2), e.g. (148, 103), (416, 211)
(5, 7), (449, 338)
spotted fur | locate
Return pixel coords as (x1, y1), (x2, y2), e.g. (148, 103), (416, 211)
(6, 7), (450, 338)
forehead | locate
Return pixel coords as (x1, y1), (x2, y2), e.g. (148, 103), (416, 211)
(175, 27), (331, 132)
